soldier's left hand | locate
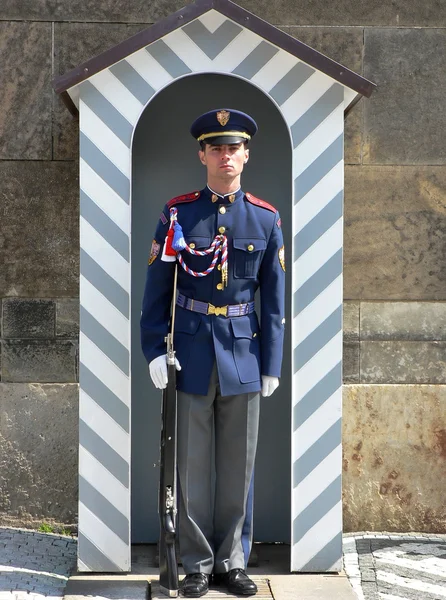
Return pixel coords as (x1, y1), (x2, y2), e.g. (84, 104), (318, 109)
(261, 376), (279, 397)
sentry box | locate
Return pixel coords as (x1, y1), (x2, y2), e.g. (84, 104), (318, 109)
(53, 0), (375, 574)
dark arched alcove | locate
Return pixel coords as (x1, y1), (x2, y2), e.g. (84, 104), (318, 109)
(131, 72), (292, 544)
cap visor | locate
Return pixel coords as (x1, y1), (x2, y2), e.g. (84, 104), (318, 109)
(203, 135), (247, 145)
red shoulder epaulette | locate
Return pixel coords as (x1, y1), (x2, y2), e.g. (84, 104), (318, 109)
(245, 192), (277, 214)
(167, 190), (201, 209)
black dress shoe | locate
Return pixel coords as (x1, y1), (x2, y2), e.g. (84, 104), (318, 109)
(216, 569), (258, 596)
(180, 573), (210, 597)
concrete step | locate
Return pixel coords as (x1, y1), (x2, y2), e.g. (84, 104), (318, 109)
(63, 544), (357, 600)
(64, 573), (357, 600)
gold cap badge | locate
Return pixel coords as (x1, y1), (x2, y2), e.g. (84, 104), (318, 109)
(216, 110), (230, 126)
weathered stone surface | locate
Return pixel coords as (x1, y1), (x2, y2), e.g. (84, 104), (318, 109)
(364, 29), (446, 165)
(0, 383), (78, 525)
(54, 23), (141, 159)
(55, 0), (134, 21)
(239, 0), (446, 27)
(55, 0), (187, 23)
(0, 0), (150, 21)
(0, 1), (56, 20)
(0, 22), (52, 160)
(344, 99), (362, 166)
(282, 27), (363, 164)
(52, 0), (446, 26)
(56, 0), (184, 23)
(2, 0), (445, 25)
(0, 161), (79, 297)
(344, 301), (359, 341)
(360, 341), (446, 384)
(343, 341), (359, 384)
(280, 26), (363, 78)
(56, 299), (79, 338)
(0, 0), (154, 22)
(2, 299), (55, 339)
(2, 340), (77, 383)
(344, 166), (446, 300)
(361, 301), (446, 341)
(343, 384), (446, 532)
(115, 0), (190, 23)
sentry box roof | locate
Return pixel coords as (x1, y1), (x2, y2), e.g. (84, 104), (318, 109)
(53, 0), (376, 118)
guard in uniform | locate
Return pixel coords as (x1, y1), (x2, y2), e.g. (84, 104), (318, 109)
(141, 109), (285, 597)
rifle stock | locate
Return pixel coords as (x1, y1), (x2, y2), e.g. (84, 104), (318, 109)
(159, 345), (179, 597)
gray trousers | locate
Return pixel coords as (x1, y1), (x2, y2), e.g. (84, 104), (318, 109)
(177, 364), (260, 575)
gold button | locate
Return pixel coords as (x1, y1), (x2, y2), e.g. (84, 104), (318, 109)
(219, 226), (226, 234)
(247, 244), (254, 252)
(217, 264), (221, 271)
(189, 242), (196, 249)
(253, 333), (257, 338)
(219, 206), (226, 214)
(216, 283), (223, 290)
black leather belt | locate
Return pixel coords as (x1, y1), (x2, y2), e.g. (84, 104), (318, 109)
(177, 293), (255, 317)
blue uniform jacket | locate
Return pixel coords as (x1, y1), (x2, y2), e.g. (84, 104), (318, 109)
(140, 186), (285, 397)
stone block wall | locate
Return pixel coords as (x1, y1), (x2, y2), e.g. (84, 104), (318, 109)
(0, 298), (79, 527)
(344, 302), (446, 385)
(1, 299), (78, 382)
(0, 0), (445, 531)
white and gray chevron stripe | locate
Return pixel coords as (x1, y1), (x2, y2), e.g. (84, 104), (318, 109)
(75, 7), (353, 572)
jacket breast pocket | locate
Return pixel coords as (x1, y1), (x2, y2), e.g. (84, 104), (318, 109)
(185, 235), (212, 250)
(183, 235), (212, 272)
(233, 238), (267, 279)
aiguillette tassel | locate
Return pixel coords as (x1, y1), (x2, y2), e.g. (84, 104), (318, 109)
(172, 221), (186, 251)
(161, 225), (177, 262)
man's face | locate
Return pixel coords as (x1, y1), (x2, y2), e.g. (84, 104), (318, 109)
(198, 142), (249, 181)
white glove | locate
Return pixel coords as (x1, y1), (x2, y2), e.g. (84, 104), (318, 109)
(261, 375), (279, 397)
(149, 354), (181, 389)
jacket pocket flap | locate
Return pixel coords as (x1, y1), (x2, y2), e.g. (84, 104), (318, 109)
(230, 316), (255, 339)
(186, 235), (211, 249)
(233, 238), (267, 252)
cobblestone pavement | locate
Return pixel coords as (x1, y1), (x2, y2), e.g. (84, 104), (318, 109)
(344, 533), (446, 600)
(0, 528), (76, 600)
(2, 528), (446, 600)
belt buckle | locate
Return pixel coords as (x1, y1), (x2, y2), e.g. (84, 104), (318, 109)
(208, 303), (228, 317)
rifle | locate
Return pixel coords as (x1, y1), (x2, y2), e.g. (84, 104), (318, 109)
(159, 265), (179, 597)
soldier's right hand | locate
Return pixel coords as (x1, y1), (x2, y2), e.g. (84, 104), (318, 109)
(149, 354), (182, 389)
